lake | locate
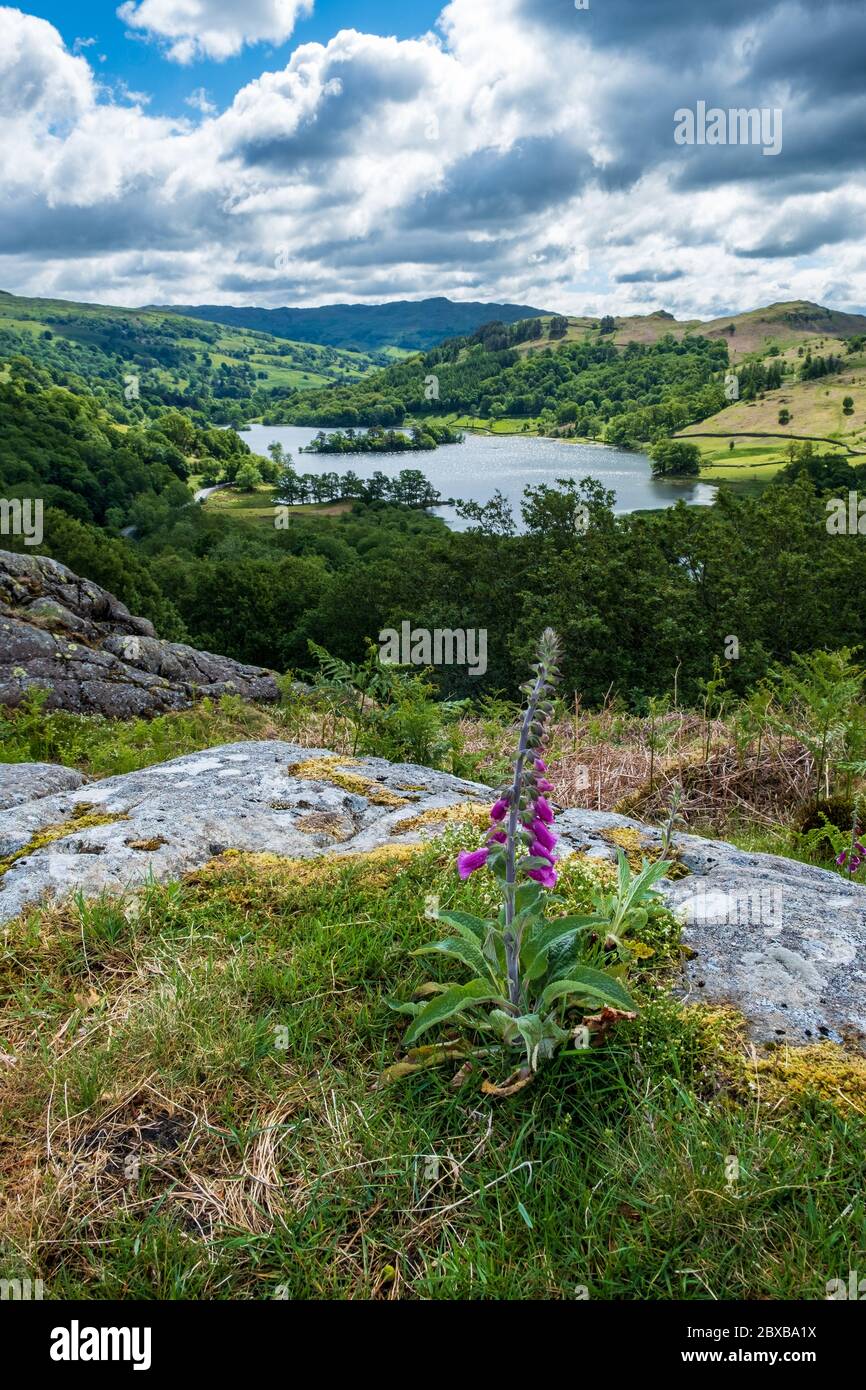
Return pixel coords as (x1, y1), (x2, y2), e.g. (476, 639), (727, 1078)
(240, 424), (717, 530)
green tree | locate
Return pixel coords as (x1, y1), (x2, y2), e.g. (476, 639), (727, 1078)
(649, 439), (701, 477)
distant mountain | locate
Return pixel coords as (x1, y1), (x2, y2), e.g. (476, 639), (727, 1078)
(143, 297), (551, 353)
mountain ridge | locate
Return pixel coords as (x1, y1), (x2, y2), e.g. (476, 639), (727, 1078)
(142, 296), (552, 353)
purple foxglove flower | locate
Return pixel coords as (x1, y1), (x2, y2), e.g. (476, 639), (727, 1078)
(534, 796), (554, 824)
(529, 865), (558, 888)
(529, 841), (556, 863)
(837, 851), (848, 866)
(490, 798), (509, 821)
(534, 759), (547, 772)
(531, 819), (557, 851)
(488, 830), (506, 844)
(457, 847), (490, 879)
(535, 778), (554, 793)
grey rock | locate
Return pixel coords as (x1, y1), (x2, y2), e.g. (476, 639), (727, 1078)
(0, 762), (87, 810)
(0, 741), (489, 927)
(2, 747), (864, 1049)
(0, 549), (280, 716)
(557, 808), (866, 1049)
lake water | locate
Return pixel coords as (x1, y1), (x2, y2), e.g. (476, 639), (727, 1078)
(240, 424), (716, 531)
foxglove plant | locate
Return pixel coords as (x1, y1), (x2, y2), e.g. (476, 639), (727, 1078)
(386, 629), (639, 1091)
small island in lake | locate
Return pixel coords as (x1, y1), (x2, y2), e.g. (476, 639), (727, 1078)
(302, 423), (464, 454)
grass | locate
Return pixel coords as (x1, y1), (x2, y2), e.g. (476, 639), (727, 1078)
(202, 486), (353, 525)
(2, 695), (865, 1297)
(0, 693), (292, 778)
(1, 833), (863, 1300)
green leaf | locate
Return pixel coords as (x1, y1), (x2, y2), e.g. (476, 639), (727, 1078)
(513, 1012), (545, 1068)
(411, 936), (492, 981)
(515, 882), (543, 914)
(616, 848), (631, 898)
(436, 910), (494, 944)
(403, 980), (507, 1046)
(387, 1000), (424, 1017)
(540, 967), (636, 1014)
(632, 857), (672, 897)
(488, 1008), (520, 1043)
(521, 916), (600, 981)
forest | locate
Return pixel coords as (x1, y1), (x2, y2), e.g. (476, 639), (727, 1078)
(277, 331), (729, 447)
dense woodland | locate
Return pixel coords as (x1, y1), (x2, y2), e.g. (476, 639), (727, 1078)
(278, 330), (729, 446)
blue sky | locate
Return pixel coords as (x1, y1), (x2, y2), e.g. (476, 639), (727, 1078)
(2, 0), (865, 314)
(25, 2), (445, 115)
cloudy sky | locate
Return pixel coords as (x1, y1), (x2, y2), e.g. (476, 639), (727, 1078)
(2, 0), (865, 317)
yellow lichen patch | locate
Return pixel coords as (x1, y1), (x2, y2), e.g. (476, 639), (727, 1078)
(748, 1044), (866, 1115)
(190, 842), (425, 892)
(601, 824), (689, 877)
(295, 813), (353, 841)
(286, 755), (408, 807)
(390, 802), (490, 837)
(684, 1009), (866, 1120)
(124, 837), (168, 852)
(601, 825), (653, 870)
(0, 811), (128, 878)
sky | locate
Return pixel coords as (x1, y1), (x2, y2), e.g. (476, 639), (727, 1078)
(2, 0), (865, 317)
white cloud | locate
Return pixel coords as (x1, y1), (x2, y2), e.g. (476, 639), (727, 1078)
(0, 7), (94, 122)
(185, 86), (216, 115)
(117, 0), (314, 64)
(1, 0), (865, 316)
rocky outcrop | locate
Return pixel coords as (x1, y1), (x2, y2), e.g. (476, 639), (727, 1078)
(556, 810), (866, 1050)
(0, 743), (490, 927)
(0, 761), (86, 810)
(0, 549), (280, 717)
(1, 744), (865, 1050)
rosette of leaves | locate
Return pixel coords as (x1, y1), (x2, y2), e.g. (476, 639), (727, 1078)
(384, 881), (637, 1091)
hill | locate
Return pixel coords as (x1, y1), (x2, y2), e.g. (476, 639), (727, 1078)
(145, 296), (551, 353)
(512, 300), (866, 361)
(271, 316), (729, 443)
(0, 290), (388, 427)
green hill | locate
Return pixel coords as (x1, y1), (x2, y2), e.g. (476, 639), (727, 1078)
(145, 296), (551, 353)
(0, 291), (388, 427)
(270, 315), (729, 445)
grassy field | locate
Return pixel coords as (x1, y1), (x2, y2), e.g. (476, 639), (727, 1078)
(201, 486), (353, 525)
(2, 823), (864, 1301)
(680, 350), (866, 455)
(1, 692), (865, 1300)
